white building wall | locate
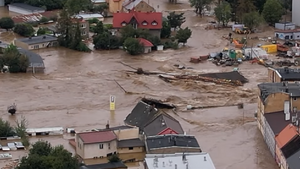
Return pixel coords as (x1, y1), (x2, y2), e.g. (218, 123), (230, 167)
(293, 0), (300, 26)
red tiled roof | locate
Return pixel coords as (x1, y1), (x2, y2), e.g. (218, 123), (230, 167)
(113, 11), (162, 29)
(138, 38), (153, 47)
(275, 124), (298, 148)
(78, 131), (117, 144)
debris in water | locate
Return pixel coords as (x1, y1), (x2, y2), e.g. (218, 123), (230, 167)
(141, 98), (176, 109)
(7, 103), (17, 115)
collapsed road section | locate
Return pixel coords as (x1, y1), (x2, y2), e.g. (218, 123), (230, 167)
(159, 71), (248, 86)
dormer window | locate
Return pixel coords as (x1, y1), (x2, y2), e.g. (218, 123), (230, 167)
(152, 21), (157, 26)
(142, 21), (148, 26)
(121, 21), (127, 26)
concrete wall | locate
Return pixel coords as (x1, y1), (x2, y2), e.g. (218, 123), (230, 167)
(14, 40), (29, 50)
(75, 136), (85, 159)
(148, 147), (201, 154)
(264, 93), (290, 113)
(108, 0), (124, 13)
(134, 1), (155, 12)
(84, 140), (117, 159)
(292, 0), (300, 26)
(264, 118), (276, 158)
(113, 127), (139, 140)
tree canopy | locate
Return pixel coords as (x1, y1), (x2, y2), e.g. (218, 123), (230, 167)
(16, 141), (80, 169)
(123, 38), (144, 55)
(189, 0), (212, 16)
(160, 21), (171, 38)
(1, 44), (29, 73)
(262, 0), (284, 25)
(214, 1), (231, 26)
(0, 17), (15, 31)
(13, 23), (35, 37)
(167, 12), (185, 28)
(243, 11), (264, 30)
(175, 27), (192, 45)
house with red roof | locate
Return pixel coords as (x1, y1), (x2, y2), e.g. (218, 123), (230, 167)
(138, 38), (153, 53)
(113, 10), (162, 37)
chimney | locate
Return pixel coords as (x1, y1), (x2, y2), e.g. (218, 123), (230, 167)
(284, 101), (290, 121)
(204, 156), (207, 161)
(182, 153), (186, 162)
(285, 88), (289, 93)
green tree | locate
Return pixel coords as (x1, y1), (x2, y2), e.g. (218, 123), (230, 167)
(1, 44), (29, 73)
(214, 1), (231, 26)
(243, 11), (264, 30)
(225, 0), (238, 22)
(175, 27), (192, 45)
(189, 0), (213, 17)
(236, 0), (256, 22)
(94, 21), (105, 35)
(167, 12), (185, 29)
(93, 32), (120, 50)
(16, 141), (80, 169)
(161, 21), (171, 38)
(15, 116), (30, 147)
(108, 154), (121, 162)
(253, 0), (266, 13)
(36, 27), (47, 35)
(64, 0), (92, 15)
(39, 16), (49, 24)
(262, 0), (284, 25)
(0, 17), (15, 31)
(0, 118), (15, 137)
(120, 25), (137, 44)
(14, 23), (35, 37)
(123, 37), (144, 55)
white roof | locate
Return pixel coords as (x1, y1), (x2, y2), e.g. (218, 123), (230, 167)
(76, 14), (104, 19)
(26, 127), (64, 133)
(91, 0), (106, 3)
(145, 153), (216, 169)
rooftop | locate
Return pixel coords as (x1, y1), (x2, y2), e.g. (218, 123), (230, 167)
(199, 71), (248, 83)
(138, 38), (153, 47)
(17, 48), (45, 68)
(145, 153), (216, 169)
(117, 138), (145, 148)
(123, 0), (143, 10)
(274, 67), (300, 81)
(75, 14), (104, 19)
(143, 113), (184, 136)
(77, 131), (117, 144)
(258, 82), (300, 103)
(124, 101), (160, 129)
(12, 11), (57, 23)
(9, 3), (45, 11)
(265, 111), (293, 135)
(275, 124), (298, 149)
(80, 161), (127, 169)
(98, 125), (133, 131)
(16, 35), (58, 45)
(287, 149), (300, 169)
(146, 134), (200, 150)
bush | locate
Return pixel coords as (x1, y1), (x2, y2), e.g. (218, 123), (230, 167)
(164, 40), (178, 49)
(14, 23), (35, 37)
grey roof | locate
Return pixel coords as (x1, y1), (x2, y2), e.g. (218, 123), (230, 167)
(146, 134), (200, 150)
(287, 148), (300, 169)
(9, 3), (44, 11)
(98, 125), (133, 132)
(118, 138), (145, 148)
(275, 68), (300, 81)
(16, 35), (58, 45)
(124, 101), (160, 129)
(258, 83), (300, 103)
(80, 161), (127, 169)
(199, 71), (248, 84)
(143, 113), (184, 136)
(17, 48), (44, 68)
(123, 0), (142, 10)
(264, 111), (292, 135)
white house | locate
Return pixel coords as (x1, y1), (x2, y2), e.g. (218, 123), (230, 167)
(292, 0), (300, 26)
(8, 3), (45, 15)
(275, 29), (300, 40)
(144, 153), (216, 169)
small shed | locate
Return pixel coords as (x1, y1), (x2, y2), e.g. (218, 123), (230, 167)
(275, 29), (300, 40)
(138, 38), (154, 54)
(275, 23), (296, 30)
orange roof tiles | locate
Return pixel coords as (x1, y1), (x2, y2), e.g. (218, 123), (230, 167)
(275, 124), (299, 148)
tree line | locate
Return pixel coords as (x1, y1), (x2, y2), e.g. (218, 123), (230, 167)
(189, 0), (292, 29)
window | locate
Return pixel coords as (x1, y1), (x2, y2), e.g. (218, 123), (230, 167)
(294, 97), (297, 101)
(34, 45), (39, 49)
(99, 144), (104, 149)
(142, 21), (147, 26)
(152, 21), (157, 26)
(81, 24), (85, 28)
(128, 147), (133, 150)
(82, 31), (86, 35)
(108, 143), (110, 149)
(122, 22), (126, 26)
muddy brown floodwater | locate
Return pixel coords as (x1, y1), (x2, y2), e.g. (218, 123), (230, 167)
(0, 1), (278, 168)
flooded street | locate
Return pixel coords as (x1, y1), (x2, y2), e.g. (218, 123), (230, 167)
(0, 1), (277, 168)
